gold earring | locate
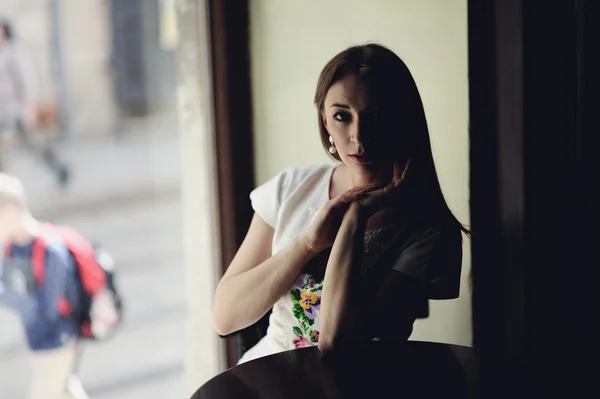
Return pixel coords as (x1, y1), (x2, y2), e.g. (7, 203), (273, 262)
(328, 136), (337, 154)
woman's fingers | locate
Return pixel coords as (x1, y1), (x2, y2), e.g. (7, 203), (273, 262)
(393, 159), (411, 187)
(326, 187), (369, 212)
(401, 159), (411, 179)
(368, 182), (386, 192)
(341, 187), (369, 203)
(322, 159), (413, 219)
(328, 190), (358, 209)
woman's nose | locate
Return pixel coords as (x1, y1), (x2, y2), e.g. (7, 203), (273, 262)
(351, 119), (373, 146)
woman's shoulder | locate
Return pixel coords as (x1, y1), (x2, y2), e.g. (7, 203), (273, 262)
(388, 214), (463, 259)
(250, 164), (334, 216)
(408, 217), (464, 246)
(277, 164), (334, 185)
(389, 217), (464, 299)
(277, 163), (334, 179)
(278, 164), (334, 197)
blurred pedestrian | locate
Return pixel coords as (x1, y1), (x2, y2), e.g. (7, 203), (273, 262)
(0, 173), (88, 399)
(0, 19), (69, 186)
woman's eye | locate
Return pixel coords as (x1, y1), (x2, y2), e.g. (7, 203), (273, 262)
(333, 112), (351, 122)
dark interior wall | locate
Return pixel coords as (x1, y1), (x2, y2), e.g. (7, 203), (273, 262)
(469, 0), (594, 397)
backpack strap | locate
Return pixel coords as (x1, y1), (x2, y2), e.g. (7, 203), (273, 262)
(32, 225), (74, 318)
(3, 235), (49, 286)
(51, 225), (106, 294)
(31, 226), (61, 286)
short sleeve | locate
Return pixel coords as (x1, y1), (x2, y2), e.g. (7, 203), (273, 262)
(249, 170), (290, 228)
(392, 225), (463, 299)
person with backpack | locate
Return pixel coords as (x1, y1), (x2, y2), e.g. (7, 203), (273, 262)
(0, 173), (121, 399)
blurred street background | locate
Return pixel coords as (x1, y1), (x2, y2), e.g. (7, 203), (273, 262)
(1, 1), (188, 398)
(0, 117), (185, 399)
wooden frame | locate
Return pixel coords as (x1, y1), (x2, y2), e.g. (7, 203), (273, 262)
(206, 0), (255, 368)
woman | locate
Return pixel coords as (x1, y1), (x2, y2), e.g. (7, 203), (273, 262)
(212, 43), (467, 364)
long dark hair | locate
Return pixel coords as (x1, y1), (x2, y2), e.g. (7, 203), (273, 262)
(314, 43), (469, 234)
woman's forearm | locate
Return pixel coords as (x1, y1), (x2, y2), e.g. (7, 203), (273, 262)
(319, 205), (367, 351)
(213, 237), (316, 335)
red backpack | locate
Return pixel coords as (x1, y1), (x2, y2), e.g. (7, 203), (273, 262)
(4, 223), (122, 340)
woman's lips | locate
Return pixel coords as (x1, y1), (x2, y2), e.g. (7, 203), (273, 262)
(348, 153), (373, 165)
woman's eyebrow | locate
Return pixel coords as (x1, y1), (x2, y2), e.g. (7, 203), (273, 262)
(330, 103), (351, 109)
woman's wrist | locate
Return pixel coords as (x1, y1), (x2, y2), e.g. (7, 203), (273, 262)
(344, 203), (369, 232)
(348, 202), (370, 225)
(296, 234), (322, 257)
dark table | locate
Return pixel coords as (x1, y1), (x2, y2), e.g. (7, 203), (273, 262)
(192, 341), (478, 399)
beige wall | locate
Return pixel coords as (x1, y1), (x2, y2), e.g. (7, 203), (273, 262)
(250, 0), (471, 346)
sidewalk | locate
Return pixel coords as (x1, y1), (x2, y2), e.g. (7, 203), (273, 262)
(4, 117), (181, 218)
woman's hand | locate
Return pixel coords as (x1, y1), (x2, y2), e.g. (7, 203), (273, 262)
(354, 159), (411, 218)
(300, 186), (371, 254)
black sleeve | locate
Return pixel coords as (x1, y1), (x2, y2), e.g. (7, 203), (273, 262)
(391, 225), (463, 299)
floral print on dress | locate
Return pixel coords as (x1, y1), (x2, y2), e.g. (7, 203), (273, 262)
(288, 223), (390, 349)
(292, 334), (313, 348)
(300, 290), (320, 319)
(291, 273), (323, 347)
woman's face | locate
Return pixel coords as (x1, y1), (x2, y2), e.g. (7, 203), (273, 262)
(322, 74), (394, 173)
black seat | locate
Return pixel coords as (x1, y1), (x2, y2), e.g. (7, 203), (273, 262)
(235, 308), (272, 360)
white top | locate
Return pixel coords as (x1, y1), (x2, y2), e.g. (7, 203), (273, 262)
(238, 164), (463, 364)
(239, 164), (395, 363)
